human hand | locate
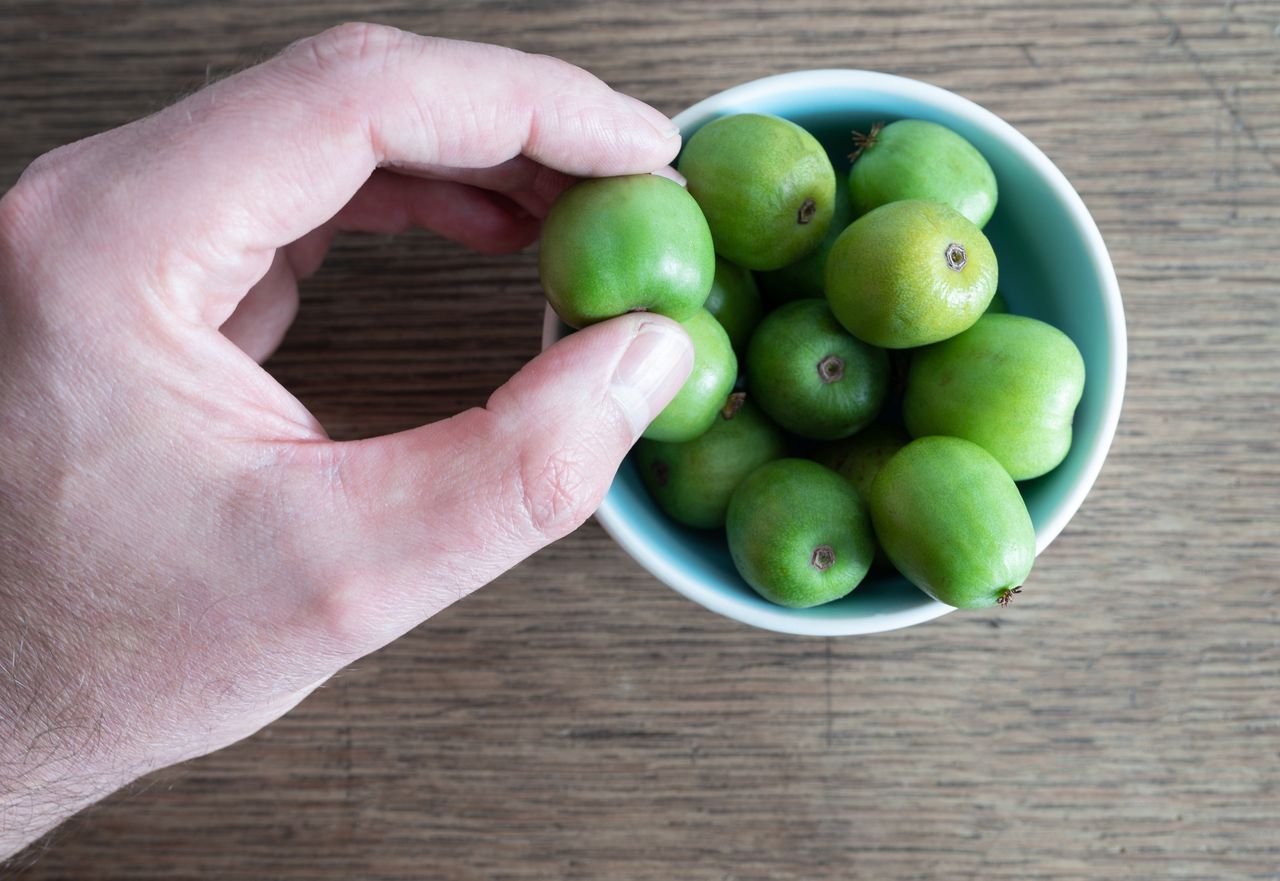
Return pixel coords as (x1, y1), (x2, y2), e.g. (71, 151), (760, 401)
(0, 23), (692, 856)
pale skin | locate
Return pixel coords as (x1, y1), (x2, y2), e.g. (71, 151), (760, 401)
(0, 23), (694, 857)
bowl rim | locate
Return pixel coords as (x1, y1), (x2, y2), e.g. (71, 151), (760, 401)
(542, 68), (1127, 637)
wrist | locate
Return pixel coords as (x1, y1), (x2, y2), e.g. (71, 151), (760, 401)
(0, 687), (137, 859)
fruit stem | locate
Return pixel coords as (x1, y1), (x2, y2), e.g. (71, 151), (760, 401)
(996, 585), (1023, 607)
(721, 391), (746, 420)
(817, 355), (845, 384)
(945, 242), (967, 272)
(848, 121), (884, 162)
(811, 545), (836, 571)
(797, 198), (817, 225)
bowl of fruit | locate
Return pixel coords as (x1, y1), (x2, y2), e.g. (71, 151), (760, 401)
(539, 69), (1126, 636)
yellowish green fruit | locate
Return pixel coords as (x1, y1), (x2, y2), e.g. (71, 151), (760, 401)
(826, 200), (997, 349)
(679, 114), (836, 271)
(848, 119), (998, 228)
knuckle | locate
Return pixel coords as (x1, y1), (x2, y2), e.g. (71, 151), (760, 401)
(289, 21), (407, 76)
(515, 446), (601, 541)
(19, 144), (73, 185)
(306, 575), (379, 658)
(528, 51), (597, 86)
(267, 448), (380, 656)
(0, 150), (68, 246)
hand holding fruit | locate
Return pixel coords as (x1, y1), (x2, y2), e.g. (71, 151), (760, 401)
(0, 25), (692, 856)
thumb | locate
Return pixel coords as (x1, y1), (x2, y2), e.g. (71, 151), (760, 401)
(309, 312), (694, 641)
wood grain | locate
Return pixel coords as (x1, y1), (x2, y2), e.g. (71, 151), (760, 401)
(2, 1), (1279, 878)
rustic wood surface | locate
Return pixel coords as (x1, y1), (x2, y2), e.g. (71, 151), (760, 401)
(3, 1), (1279, 878)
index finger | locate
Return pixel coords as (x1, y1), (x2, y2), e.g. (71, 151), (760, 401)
(20, 24), (681, 326)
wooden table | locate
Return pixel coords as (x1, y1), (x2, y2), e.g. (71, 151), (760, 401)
(3, 2), (1278, 878)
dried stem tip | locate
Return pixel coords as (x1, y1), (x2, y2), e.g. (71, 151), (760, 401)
(817, 355), (845, 384)
(811, 545), (836, 571)
(848, 121), (885, 162)
(996, 585), (1023, 607)
(945, 242), (967, 272)
(797, 198), (817, 225)
(721, 391), (746, 420)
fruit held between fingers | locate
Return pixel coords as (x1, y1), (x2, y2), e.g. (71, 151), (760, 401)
(539, 174), (715, 328)
(643, 308), (738, 443)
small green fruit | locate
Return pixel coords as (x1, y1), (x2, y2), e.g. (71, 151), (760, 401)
(826, 200), (997, 349)
(679, 114), (836, 271)
(636, 393), (787, 529)
(727, 459), (875, 608)
(644, 309), (737, 443)
(848, 119), (998, 228)
(870, 437), (1035, 609)
(904, 314), (1086, 480)
(746, 299), (889, 441)
(539, 174), (714, 328)
(754, 179), (855, 305)
(702, 256), (763, 354)
(813, 423), (912, 503)
(812, 423), (912, 569)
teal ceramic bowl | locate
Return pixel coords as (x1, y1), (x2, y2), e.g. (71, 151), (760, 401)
(541, 70), (1126, 636)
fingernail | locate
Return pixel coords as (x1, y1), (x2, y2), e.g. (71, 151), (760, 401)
(610, 321), (694, 439)
(637, 115), (681, 142)
(617, 93), (682, 141)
